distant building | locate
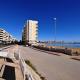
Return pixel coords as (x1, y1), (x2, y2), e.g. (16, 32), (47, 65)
(0, 28), (16, 44)
(22, 20), (38, 44)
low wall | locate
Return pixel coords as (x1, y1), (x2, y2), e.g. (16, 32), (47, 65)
(32, 45), (72, 55)
(14, 50), (41, 80)
(71, 48), (80, 56)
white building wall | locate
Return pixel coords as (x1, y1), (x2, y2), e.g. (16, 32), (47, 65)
(0, 28), (16, 43)
(22, 20), (38, 44)
(28, 20), (38, 43)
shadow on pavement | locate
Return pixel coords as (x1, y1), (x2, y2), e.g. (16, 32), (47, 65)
(2, 65), (16, 80)
(71, 57), (80, 61)
(6, 58), (13, 63)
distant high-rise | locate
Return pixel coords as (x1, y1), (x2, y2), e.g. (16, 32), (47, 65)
(0, 28), (16, 44)
(22, 20), (38, 44)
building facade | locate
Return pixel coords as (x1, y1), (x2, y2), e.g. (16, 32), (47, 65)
(0, 28), (16, 44)
(22, 20), (38, 44)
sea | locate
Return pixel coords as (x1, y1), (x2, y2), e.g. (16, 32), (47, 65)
(46, 43), (80, 48)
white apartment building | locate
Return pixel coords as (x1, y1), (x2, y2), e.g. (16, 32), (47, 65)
(22, 20), (38, 44)
(0, 28), (16, 44)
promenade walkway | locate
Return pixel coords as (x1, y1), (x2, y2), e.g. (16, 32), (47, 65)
(1, 45), (80, 80)
(19, 45), (80, 80)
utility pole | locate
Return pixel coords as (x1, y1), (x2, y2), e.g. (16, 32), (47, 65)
(54, 18), (56, 46)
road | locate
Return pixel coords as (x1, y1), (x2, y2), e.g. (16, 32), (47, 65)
(2, 45), (80, 80)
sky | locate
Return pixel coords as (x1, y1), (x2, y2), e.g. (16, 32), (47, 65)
(0, 0), (80, 41)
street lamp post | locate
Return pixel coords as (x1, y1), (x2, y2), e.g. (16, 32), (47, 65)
(54, 18), (56, 46)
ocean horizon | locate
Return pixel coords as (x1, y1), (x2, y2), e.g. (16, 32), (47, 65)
(46, 43), (80, 48)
